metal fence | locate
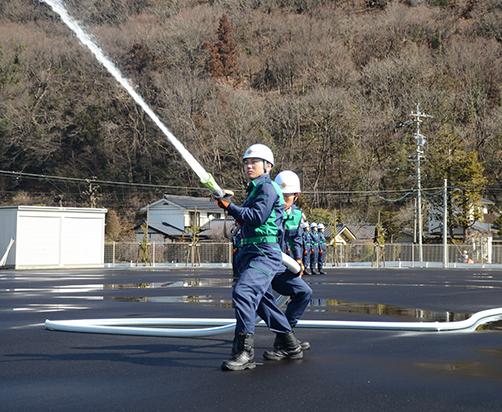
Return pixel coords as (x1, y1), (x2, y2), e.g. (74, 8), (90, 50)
(330, 243), (500, 265)
(105, 242), (502, 268)
(105, 242), (233, 266)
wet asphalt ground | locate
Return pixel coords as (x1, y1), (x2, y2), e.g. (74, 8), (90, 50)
(1, 267), (502, 412)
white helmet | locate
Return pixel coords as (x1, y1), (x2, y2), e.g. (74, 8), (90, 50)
(243, 144), (274, 166)
(300, 222), (308, 229)
(310, 222), (318, 229)
(274, 170), (301, 194)
(318, 223), (325, 230)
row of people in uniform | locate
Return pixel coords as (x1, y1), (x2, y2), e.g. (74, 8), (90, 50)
(301, 222), (327, 275)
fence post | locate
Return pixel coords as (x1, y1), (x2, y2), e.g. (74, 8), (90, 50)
(152, 241), (156, 267)
(112, 241), (115, 266)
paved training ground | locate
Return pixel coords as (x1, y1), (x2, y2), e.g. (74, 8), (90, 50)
(1, 267), (502, 411)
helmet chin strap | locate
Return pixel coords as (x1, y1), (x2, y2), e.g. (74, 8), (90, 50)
(264, 161), (272, 174)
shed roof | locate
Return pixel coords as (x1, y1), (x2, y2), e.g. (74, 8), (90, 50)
(140, 195), (221, 212)
(346, 224), (376, 241)
(135, 221), (186, 238)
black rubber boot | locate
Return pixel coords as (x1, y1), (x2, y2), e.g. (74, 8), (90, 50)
(231, 330), (240, 356)
(297, 336), (311, 351)
(263, 332), (303, 361)
(300, 340), (311, 350)
(289, 325), (311, 350)
(222, 333), (256, 371)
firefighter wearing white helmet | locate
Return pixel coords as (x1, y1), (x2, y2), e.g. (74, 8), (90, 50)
(317, 223), (327, 275)
(267, 170), (312, 355)
(216, 143), (303, 371)
(309, 222), (320, 275)
(274, 170), (301, 195)
(242, 143), (274, 165)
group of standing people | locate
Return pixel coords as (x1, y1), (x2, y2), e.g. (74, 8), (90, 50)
(216, 143), (315, 371)
(301, 222), (327, 275)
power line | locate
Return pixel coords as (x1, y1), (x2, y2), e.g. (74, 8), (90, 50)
(0, 169), (447, 196)
(0, 170), (208, 192)
(0, 169), (498, 198)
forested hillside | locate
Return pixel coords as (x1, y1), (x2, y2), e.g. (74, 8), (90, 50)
(0, 0), (500, 234)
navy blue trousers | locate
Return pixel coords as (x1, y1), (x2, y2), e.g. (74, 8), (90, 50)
(310, 247), (319, 271)
(232, 244), (292, 335)
(272, 271), (312, 327)
(318, 245), (326, 266)
(303, 245), (311, 269)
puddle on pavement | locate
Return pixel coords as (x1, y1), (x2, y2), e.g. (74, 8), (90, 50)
(104, 278), (233, 289)
(309, 281), (502, 290)
(0, 279), (233, 295)
(106, 295), (233, 308)
(95, 294), (472, 323)
(415, 347), (502, 380)
(477, 320), (502, 331)
(415, 361), (502, 380)
(6, 275), (502, 295)
(308, 298), (471, 322)
(5, 276), (502, 326)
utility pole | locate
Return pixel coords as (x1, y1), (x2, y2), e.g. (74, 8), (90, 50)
(443, 178), (448, 268)
(410, 104), (432, 264)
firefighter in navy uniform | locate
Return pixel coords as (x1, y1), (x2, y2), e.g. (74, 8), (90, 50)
(302, 222), (312, 275)
(317, 223), (327, 275)
(309, 222), (320, 275)
(215, 144), (303, 371)
(265, 171), (312, 356)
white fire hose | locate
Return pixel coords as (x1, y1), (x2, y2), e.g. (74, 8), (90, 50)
(45, 307), (502, 337)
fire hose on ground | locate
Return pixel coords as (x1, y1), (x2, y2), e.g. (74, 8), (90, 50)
(45, 307), (502, 336)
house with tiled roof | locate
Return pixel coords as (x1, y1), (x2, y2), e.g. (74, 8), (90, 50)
(135, 195), (224, 242)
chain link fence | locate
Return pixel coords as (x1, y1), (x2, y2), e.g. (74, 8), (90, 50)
(105, 242), (502, 268)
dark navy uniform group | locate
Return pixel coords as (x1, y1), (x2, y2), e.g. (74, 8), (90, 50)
(302, 222), (327, 275)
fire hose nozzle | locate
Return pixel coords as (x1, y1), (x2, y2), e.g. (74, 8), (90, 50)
(200, 173), (224, 198)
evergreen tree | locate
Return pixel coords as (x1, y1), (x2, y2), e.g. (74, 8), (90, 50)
(203, 14), (239, 79)
(426, 128), (488, 240)
(105, 209), (122, 241)
(202, 41), (224, 78)
(216, 14), (239, 78)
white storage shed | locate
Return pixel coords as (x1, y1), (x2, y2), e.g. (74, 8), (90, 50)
(0, 206), (107, 269)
